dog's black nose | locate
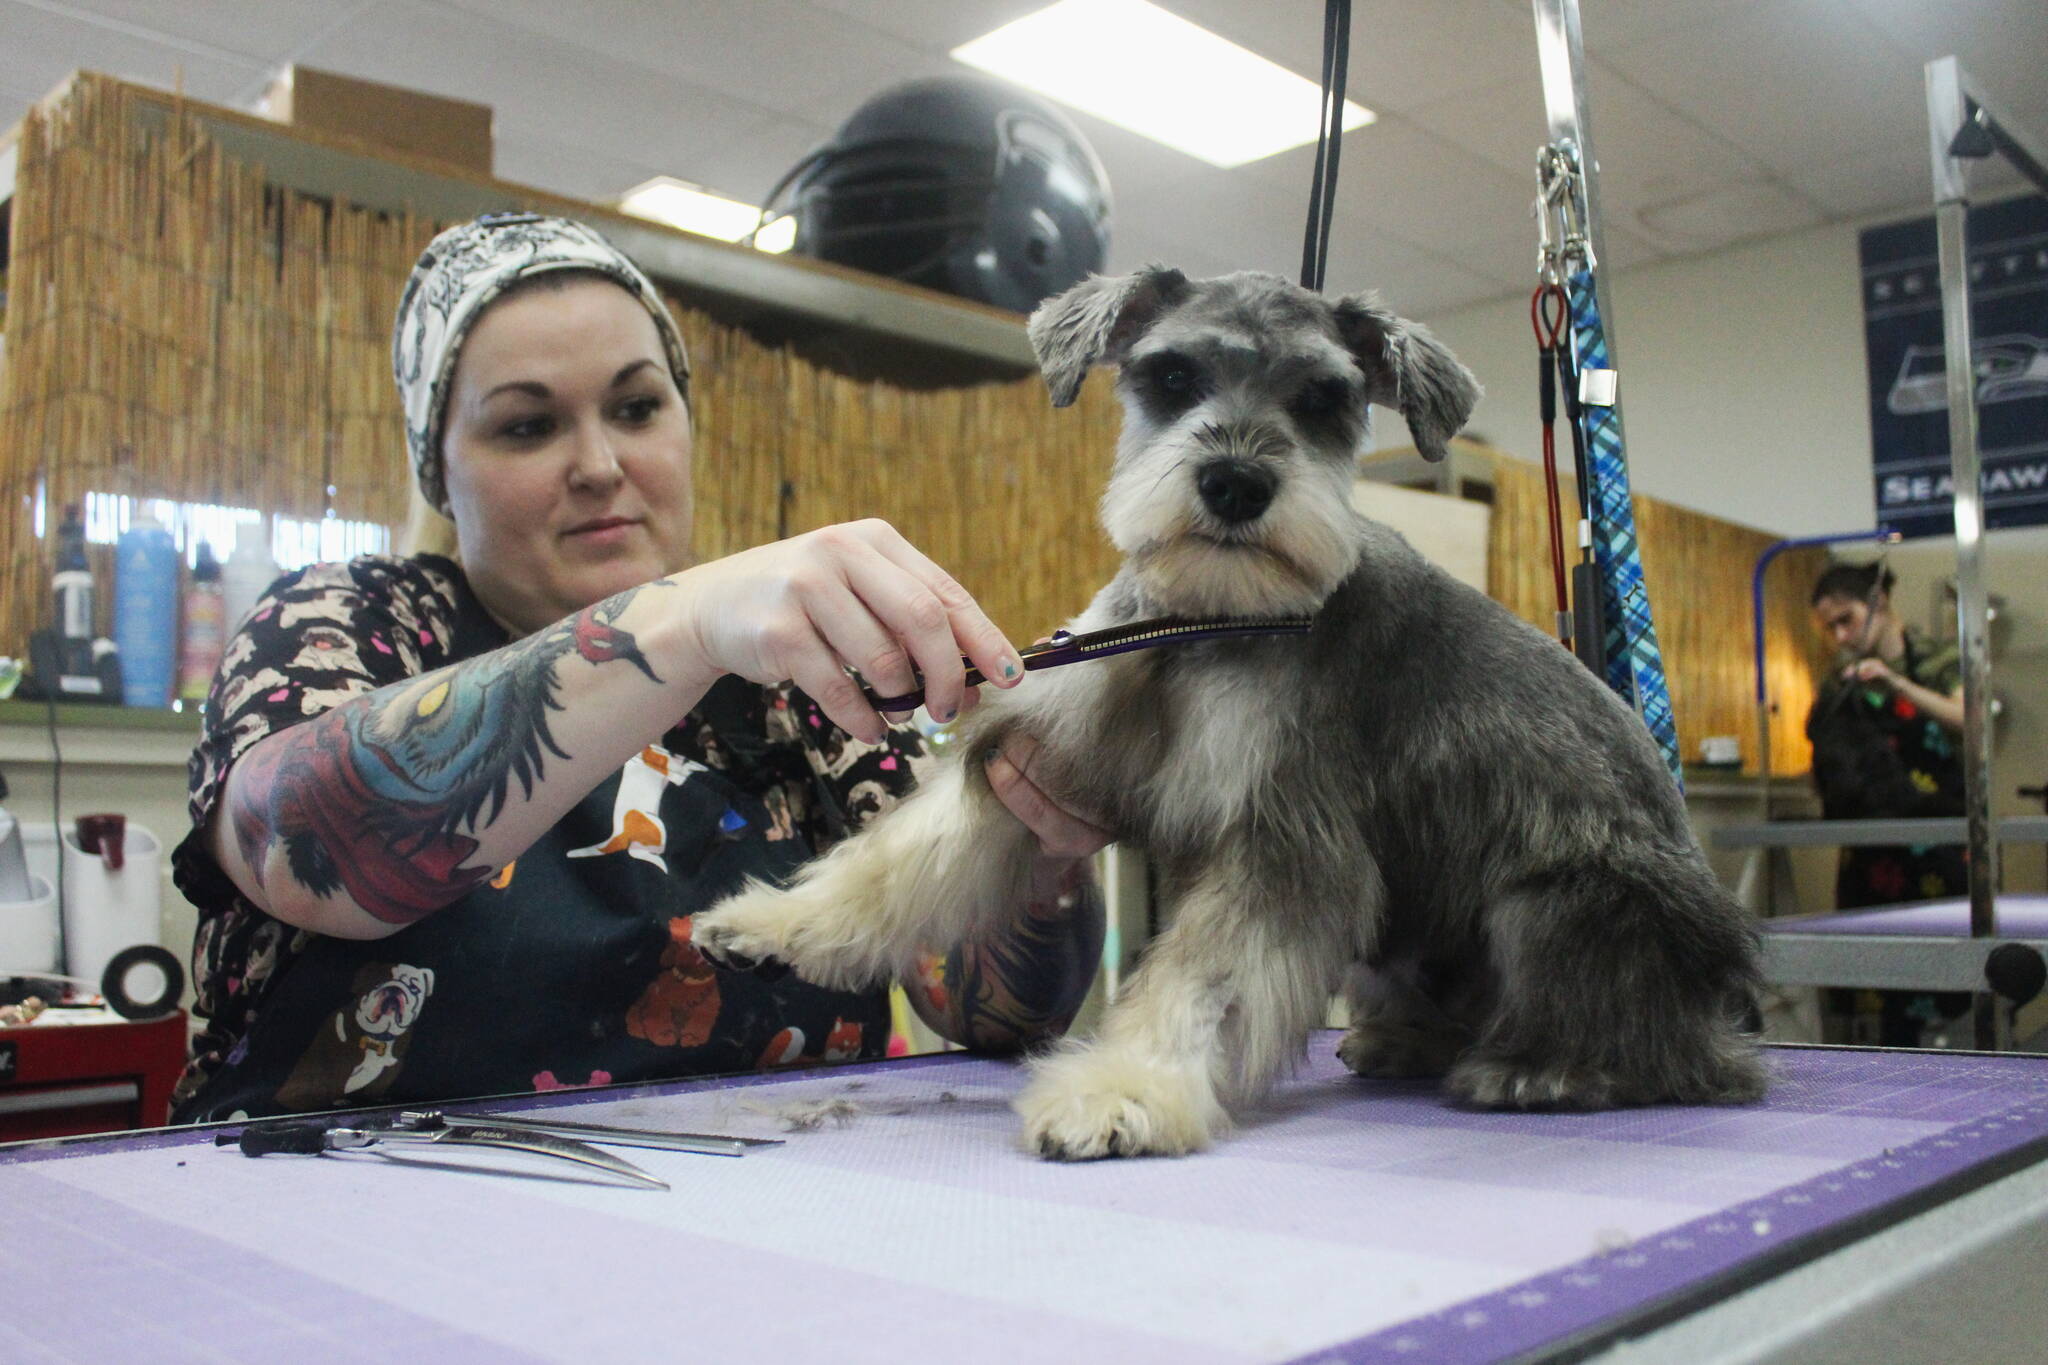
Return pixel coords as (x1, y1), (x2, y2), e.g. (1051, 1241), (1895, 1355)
(1196, 460), (1277, 525)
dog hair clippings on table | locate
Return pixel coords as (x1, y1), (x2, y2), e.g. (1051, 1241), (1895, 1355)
(860, 614), (1316, 714)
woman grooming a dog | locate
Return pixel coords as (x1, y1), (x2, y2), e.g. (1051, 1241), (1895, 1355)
(1806, 561), (1968, 1045)
(168, 214), (1107, 1122)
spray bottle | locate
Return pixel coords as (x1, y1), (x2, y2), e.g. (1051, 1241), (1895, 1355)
(178, 540), (225, 703)
(114, 511), (179, 708)
(221, 518), (281, 635)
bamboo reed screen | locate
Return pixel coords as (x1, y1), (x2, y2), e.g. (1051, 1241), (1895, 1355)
(1477, 443), (1832, 776)
(2, 74), (1823, 776)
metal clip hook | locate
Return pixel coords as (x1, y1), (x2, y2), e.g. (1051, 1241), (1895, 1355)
(1536, 142), (1599, 274)
(1532, 184), (1561, 285)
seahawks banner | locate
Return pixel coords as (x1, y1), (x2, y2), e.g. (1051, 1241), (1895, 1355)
(1859, 193), (2048, 539)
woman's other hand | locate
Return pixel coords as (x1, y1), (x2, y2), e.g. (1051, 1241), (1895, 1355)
(1841, 657), (1900, 688)
(985, 733), (1113, 861)
(673, 520), (1023, 743)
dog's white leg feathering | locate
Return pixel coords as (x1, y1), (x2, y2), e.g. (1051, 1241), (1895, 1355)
(1016, 867), (1336, 1159)
(692, 760), (1038, 992)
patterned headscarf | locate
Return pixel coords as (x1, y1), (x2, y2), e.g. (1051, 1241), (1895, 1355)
(393, 213), (692, 512)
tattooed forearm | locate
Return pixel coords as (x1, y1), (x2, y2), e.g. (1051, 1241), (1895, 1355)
(919, 859), (1105, 1052)
(228, 583), (668, 925)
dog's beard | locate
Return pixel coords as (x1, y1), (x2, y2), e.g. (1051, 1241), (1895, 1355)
(1106, 476), (1363, 617)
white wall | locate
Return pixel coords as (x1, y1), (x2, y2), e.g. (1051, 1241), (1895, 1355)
(1375, 214), (1889, 539)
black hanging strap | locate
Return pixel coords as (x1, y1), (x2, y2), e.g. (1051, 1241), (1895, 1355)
(1299, 0), (1352, 292)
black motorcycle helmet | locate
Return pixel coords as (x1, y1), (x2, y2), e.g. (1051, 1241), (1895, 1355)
(774, 75), (1112, 314)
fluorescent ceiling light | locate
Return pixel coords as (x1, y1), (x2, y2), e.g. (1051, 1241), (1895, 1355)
(618, 177), (795, 252)
(951, 0), (1373, 168)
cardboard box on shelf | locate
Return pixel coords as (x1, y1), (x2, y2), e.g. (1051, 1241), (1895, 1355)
(257, 64), (492, 176)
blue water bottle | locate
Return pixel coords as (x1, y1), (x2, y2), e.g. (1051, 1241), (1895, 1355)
(114, 511), (179, 707)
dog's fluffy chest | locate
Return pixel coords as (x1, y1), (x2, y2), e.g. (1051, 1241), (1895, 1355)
(1014, 641), (1294, 850)
(1141, 656), (1293, 843)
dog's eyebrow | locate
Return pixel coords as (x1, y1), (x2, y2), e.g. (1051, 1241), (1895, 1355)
(1136, 332), (1258, 362)
(1268, 352), (1357, 386)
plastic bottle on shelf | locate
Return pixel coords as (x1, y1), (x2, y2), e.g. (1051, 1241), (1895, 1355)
(178, 539), (225, 702)
(113, 511), (179, 708)
(220, 518), (280, 635)
(51, 502), (94, 676)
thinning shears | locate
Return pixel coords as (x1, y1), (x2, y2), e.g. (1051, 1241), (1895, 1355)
(862, 613), (1317, 713)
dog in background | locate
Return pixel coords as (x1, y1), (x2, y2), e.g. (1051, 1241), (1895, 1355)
(694, 267), (1765, 1159)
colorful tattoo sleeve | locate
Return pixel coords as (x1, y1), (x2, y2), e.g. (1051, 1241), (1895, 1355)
(925, 858), (1106, 1052)
(229, 583), (665, 925)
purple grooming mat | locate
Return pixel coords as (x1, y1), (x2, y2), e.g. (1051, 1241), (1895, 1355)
(5, 1038), (2046, 1364)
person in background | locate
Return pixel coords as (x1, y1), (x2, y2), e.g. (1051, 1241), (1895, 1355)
(170, 213), (1107, 1122)
(1806, 560), (1967, 1045)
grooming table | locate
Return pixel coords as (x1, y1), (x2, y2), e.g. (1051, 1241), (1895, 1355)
(1712, 818), (2048, 917)
(1760, 895), (2048, 992)
(5, 1037), (2047, 1365)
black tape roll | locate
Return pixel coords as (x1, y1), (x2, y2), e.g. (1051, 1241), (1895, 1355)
(101, 943), (184, 1020)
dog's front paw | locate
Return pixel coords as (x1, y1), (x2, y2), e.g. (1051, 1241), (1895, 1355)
(1014, 1049), (1223, 1160)
(691, 890), (797, 977)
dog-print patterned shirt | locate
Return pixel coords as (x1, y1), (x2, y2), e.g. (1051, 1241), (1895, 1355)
(170, 554), (911, 1122)
(1807, 626), (1966, 909)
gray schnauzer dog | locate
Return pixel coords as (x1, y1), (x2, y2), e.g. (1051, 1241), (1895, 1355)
(694, 267), (1766, 1159)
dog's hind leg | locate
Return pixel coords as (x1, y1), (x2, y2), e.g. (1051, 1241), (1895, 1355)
(1336, 961), (1476, 1080)
(1016, 866), (1339, 1159)
(1446, 851), (1767, 1110)
(693, 759), (1039, 993)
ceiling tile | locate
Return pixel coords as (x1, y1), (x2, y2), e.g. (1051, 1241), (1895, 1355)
(1582, 219), (1665, 275)
(1565, 0), (1776, 52)
(1632, 180), (1825, 254)
(10, 0), (353, 65)
(1787, 133), (2025, 221)
(0, 1), (265, 108)
(492, 125), (667, 207)
(1596, 0), (1926, 179)
(1578, 61), (1767, 220)
(436, 0), (939, 118)
(1329, 229), (1514, 317)
(1104, 162), (1313, 280)
(1838, 0), (2048, 129)
(292, 1), (767, 187)
(1170, 0), (1535, 118)
(1399, 72), (1545, 183)
(1309, 119), (1546, 283)
(801, 0), (1051, 53)
(677, 114), (838, 210)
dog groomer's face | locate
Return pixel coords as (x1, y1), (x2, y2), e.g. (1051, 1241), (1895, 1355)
(443, 277), (694, 636)
(1100, 278), (1372, 616)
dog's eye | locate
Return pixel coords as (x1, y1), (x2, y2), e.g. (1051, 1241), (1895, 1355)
(1134, 353), (1205, 419)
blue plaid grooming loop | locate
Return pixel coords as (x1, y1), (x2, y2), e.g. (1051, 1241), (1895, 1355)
(1566, 268), (1684, 791)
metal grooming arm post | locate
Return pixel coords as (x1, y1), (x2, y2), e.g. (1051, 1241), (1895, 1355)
(1531, 0), (1619, 373)
(1925, 57), (2048, 1048)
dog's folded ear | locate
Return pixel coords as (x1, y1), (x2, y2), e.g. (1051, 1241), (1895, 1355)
(1332, 295), (1482, 462)
(1027, 266), (1190, 407)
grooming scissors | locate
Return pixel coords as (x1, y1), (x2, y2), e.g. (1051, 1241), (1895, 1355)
(396, 1110), (783, 1158)
(220, 1112), (779, 1189)
(862, 614), (1317, 714)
